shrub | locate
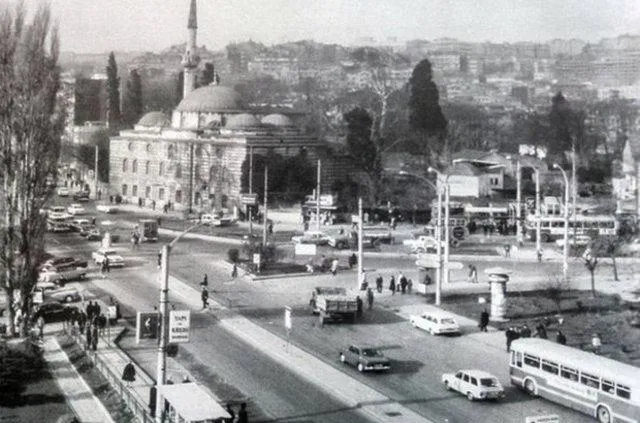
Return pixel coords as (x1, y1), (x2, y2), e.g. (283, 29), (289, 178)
(227, 248), (240, 263)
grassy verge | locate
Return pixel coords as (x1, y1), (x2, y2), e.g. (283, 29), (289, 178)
(56, 334), (135, 423)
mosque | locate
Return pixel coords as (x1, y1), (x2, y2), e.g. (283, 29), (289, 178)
(109, 0), (338, 214)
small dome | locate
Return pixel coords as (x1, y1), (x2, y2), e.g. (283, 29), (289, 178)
(226, 113), (261, 129)
(176, 85), (246, 113)
(137, 111), (169, 127)
(261, 113), (293, 127)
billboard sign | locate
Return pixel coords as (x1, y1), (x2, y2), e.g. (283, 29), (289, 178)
(240, 193), (258, 205)
(169, 310), (191, 343)
(136, 311), (159, 343)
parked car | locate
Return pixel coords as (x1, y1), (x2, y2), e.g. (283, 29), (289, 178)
(47, 220), (71, 233)
(35, 282), (81, 303)
(41, 256), (87, 270)
(67, 203), (85, 216)
(291, 231), (331, 245)
(85, 229), (102, 241)
(339, 345), (391, 372)
(326, 230), (351, 249)
(442, 369), (504, 401)
(69, 218), (92, 232)
(403, 235), (443, 254)
(555, 234), (591, 248)
(48, 206), (71, 220)
(625, 238), (640, 255)
(200, 213), (237, 227)
(72, 191), (90, 202)
(410, 310), (461, 335)
(96, 204), (117, 213)
(33, 301), (77, 323)
(57, 187), (70, 197)
(92, 248), (124, 267)
(38, 264), (87, 283)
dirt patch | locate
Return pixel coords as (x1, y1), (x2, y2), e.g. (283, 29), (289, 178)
(441, 290), (640, 366)
(57, 335), (135, 422)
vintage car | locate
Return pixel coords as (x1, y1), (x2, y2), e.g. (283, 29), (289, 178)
(339, 345), (391, 372)
(35, 281), (81, 303)
(67, 203), (86, 216)
(291, 231), (331, 245)
(410, 310), (461, 335)
(91, 248), (125, 267)
(96, 204), (117, 214)
(57, 187), (70, 197)
(33, 301), (77, 323)
(442, 369), (505, 401)
(38, 264), (87, 283)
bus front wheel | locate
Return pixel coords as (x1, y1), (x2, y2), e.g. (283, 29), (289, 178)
(596, 405), (611, 423)
(524, 379), (537, 396)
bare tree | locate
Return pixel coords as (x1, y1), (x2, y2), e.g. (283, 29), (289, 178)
(0, 3), (64, 336)
(583, 247), (599, 298)
(541, 272), (569, 314)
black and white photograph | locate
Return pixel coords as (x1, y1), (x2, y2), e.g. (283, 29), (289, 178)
(1, 1), (640, 422)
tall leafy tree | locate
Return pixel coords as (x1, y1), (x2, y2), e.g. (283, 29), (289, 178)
(0, 3), (65, 336)
(122, 68), (143, 127)
(106, 52), (121, 127)
(199, 62), (215, 87)
(407, 59), (447, 160)
(548, 92), (573, 159)
(344, 108), (381, 201)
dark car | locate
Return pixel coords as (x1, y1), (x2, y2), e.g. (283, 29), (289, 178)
(72, 191), (90, 202)
(339, 345), (391, 372)
(33, 302), (77, 323)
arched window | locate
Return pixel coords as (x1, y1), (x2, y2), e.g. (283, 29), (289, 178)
(145, 161), (150, 174)
(159, 161), (164, 176)
(132, 159), (138, 173)
(167, 144), (175, 159)
(175, 163), (182, 178)
(122, 158), (128, 172)
(194, 164), (201, 178)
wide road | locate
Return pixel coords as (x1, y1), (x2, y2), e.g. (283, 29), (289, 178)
(46, 231), (374, 423)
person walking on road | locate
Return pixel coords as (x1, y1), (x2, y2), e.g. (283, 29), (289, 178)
(122, 361), (136, 387)
(348, 253), (357, 270)
(375, 274), (383, 293)
(468, 264), (478, 283)
(366, 288), (374, 310)
(330, 258), (339, 276)
(201, 274), (208, 287)
(388, 276), (396, 295)
(556, 330), (567, 345)
(231, 263), (238, 278)
(479, 309), (489, 332)
(399, 273), (408, 294)
(201, 287), (209, 309)
(237, 402), (248, 423)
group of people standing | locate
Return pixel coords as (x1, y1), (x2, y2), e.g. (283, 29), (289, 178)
(381, 272), (412, 295)
(505, 321), (567, 352)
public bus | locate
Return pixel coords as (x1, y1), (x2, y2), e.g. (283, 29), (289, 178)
(509, 338), (640, 423)
(524, 214), (618, 243)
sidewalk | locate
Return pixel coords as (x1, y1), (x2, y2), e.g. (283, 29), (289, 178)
(42, 335), (115, 423)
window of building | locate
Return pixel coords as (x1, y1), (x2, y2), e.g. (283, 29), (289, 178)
(128, 142), (134, 151)
(145, 161), (150, 174)
(158, 188), (165, 200)
(168, 144), (175, 159)
(175, 190), (182, 204)
(132, 185), (138, 197)
(159, 161), (164, 176)
(195, 145), (203, 158)
(122, 184), (128, 196)
(145, 186), (151, 198)
(122, 158), (128, 172)
(175, 163), (182, 178)
(132, 159), (138, 173)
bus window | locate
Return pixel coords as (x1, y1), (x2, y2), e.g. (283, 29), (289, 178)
(580, 372), (600, 389)
(552, 221), (564, 228)
(616, 384), (631, 400)
(524, 354), (540, 368)
(602, 379), (615, 394)
(560, 365), (578, 381)
(541, 359), (559, 375)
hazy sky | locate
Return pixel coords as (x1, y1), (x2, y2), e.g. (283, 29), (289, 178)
(19, 0), (640, 54)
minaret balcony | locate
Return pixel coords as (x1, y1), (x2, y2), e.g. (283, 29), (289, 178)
(181, 53), (201, 68)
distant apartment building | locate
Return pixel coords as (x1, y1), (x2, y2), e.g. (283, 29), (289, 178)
(428, 52), (461, 74)
(549, 39), (586, 56)
(248, 56), (300, 84)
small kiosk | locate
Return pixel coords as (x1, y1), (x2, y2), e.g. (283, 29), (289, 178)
(158, 383), (231, 423)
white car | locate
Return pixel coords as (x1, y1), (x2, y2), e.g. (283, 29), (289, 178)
(96, 204), (117, 214)
(291, 231), (331, 245)
(555, 234), (591, 248)
(35, 281), (81, 303)
(91, 248), (124, 267)
(442, 369), (505, 401)
(410, 310), (460, 335)
(57, 187), (70, 196)
(403, 235), (442, 254)
(38, 265), (87, 283)
(67, 203), (85, 215)
(48, 206), (71, 220)
(201, 214), (236, 227)
(627, 238), (640, 254)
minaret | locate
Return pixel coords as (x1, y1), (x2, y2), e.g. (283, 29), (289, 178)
(182, 0), (200, 99)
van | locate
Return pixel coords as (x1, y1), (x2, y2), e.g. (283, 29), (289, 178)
(409, 310), (461, 335)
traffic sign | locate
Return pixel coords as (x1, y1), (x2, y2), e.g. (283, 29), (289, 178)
(452, 226), (465, 239)
(169, 310), (191, 343)
(240, 193), (258, 205)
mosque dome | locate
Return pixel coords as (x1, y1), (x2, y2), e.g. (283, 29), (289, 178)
(137, 111), (169, 127)
(176, 85), (246, 113)
(261, 113), (294, 127)
(226, 113), (261, 129)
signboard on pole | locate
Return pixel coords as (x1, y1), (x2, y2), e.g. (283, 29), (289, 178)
(240, 193), (258, 206)
(168, 310), (191, 343)
(136, 311), (159, 343)
(525, 415), (559, 423)
(284, 306), (292, 330)
(294, 243), (317, 256)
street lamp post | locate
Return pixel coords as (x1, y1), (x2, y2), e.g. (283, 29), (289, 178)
(554, 163), (570, 282)
(535, 168), (542, 258)
(357, 197), (363, 291)
(316, 159), (321, 231)
(262, 164), (268, 246)
(516, 159), (523, 246)
(156, 222), (205, 423)
(429, 167), (450, 293)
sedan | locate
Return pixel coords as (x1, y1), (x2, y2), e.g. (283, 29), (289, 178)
(38, 265), (87, 283)
(410, 311), (460, 335)
(96, 204), (117, 214)
(67, 203), (85, 215)
(47, 220), (71, 233)
(555, 234), (591, 248)
(35, 282), (81, 303)
(442, 369), (504, 401)
(85, 229), (102, 241)
(91, 248), (125, 267)
(57, 187), (70, 197)
(291, 231), (331, 245)
(339, 345), (391, 372)
(33, 301), (77, 323)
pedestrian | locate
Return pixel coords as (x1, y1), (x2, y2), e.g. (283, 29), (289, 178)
(201, 274), (208, 287)
(479, 308), (489, 332)
(122, 361), (136, 387)
(138, 197), (143, 208)
(407, 278), (413, 293)
(399, 273), (408, 294)
(104, 256), (110, 273)
(536, 249), (543, 262)
(556, 330), (567, 345)
(591, 333), (602, 354)
(388, 276), (396, 295)
(505, 327), (515, 352)
(268, 222), (273, 235)
(85, 301), (93, 319)
(366, 288), (374, 310)
(98, 189), (102, 200)
(231, 263), (238, 278)
(201, 287), (209, 309)
(85, 321), (93, 349)
(348, 253), (357, 270)
(36, 315), (45, 340)
(91, 324), (98, 351)
(356, 296), (363, 317)
(151, 200), (156, 211)
(535, 320), (547, 339)
(504, 244), (511, 258)
(225, 404), (235, 423)
(149, 384), (157, 417)
(375, 274), (383, 293)
(237, 402), (248, 423)
(330, 258), (339, 276)
(468, 264), (478, 283)
(520, 324), (531, 338)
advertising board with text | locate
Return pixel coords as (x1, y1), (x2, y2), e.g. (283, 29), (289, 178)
(169, 310), (191, 343)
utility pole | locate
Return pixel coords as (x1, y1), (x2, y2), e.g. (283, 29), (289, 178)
(535, 169), (541, 258)
(554, 164), (570, 282)
(316, 159), (321, 231)
(248, 147), (253, 237)
(443, 183), (450, 286)
(572, 144), (577, 239)
(435, 187), (443, 306)
(94, 145), (99, 200)
(357, 197), (364, 291)
(516, 159), (522, 245)
(262, 164), (268, 246)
